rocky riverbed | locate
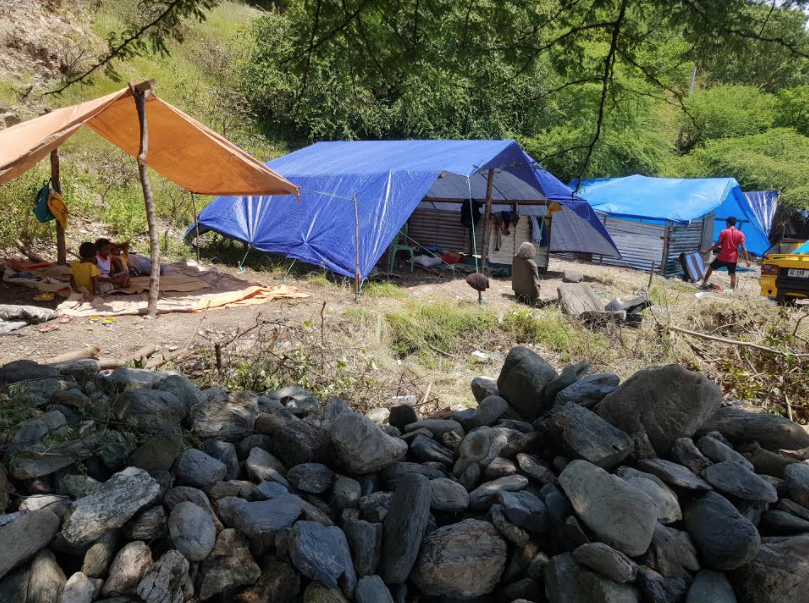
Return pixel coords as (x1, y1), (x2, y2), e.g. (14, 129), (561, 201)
(0, 348), (808, 602)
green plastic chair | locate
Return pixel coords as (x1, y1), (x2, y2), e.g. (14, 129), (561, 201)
(388, 223), (414, 273)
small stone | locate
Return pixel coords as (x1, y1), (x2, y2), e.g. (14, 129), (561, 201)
(245, 447), (289, 486)
(255, 481), (290, 500)
(429, 477), (469, 512)
(697, 436), (754, 469)
(27, 549), (66, 603)
(101, 541), (154, 597)
(559, 460), (657, 556)
(168, 501), (216, 562)
(164, 486), (223, 532)
(274, 421), (334, 468)
(671, 438), (714, 474)
(683, 491), (761, 571)
(409, 436), (453, 466)
(204, 440), (240, 480)
(761, 510), (809, 534)
(62, 572), (100, 603)
(637, 458), (713, 491)
(785, 462), (809, 507)
(343, 518), (382, 577)
(403, 419), (465, 439)
(123, 505), (168, 540)
(356, 575), (394, 603)
(698, 406), (809, 451)
(380, 462), (444, 490)
(288, 463), (334, 494)
(331, 413), (408, 474)
(473, 395), (510, 427)
(220, 495), (305, 538)
(573, 543), (637, 583)
(380, 473), (432, 584)
(471, 376), (500, 402)
(128, 433), (184, 473)
(490, 503), (530, 546)
(746, 446), (796, 478)
(358, 492), (392, 524)
(388, 405), (419, 431)
(556, 373), (619, 408)
(412, 519), (507, 600)
(702, 461), (778, 503)
(642, 524), (700, 579)
(469, 475), (528, 510)
(303, 582), (348, 603)
(496, 347), (558, 419)
(366, 407), (390, 424)
(496, 490), (548, 533)
(289, 521), (354, 590)
(191, 390), (258, 442)
(636, 566), (688, 603)
(235, 556), (300, 603)
(516, 453), (556, 484)
(485, 457), (518, 479)
(82, 531), (119, 578)
(198, 529), (261, 600)
(136, 550), (189, 603)
(62, 467), (160, 544)
(617, 467), (682, 524)
(544, 552), (641, 603)
(686, 569), (737, 603)
(107, 367), (167, 390)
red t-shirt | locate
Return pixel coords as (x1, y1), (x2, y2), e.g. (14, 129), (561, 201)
(716, 228), (745, 263)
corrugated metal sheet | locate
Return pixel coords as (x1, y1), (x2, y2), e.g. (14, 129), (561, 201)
(409, 208), (472, 253)
(488, 218), (531, 265)
(666, 219), (705, 273)
(600, 217), (666, 272)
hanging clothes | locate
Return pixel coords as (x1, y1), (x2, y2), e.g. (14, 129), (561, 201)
(47, 190), (68, 230)
(461, 200), (482, 227)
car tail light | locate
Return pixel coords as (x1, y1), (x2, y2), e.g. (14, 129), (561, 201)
(761, 264), (779, 276)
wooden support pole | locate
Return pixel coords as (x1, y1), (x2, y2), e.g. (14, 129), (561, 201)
(480, 168), (496, 275)
(353, 194), (361, 302)
(130, 81), (161, 318)
(191, 192), (201, 264)
(50, 147), (66, 265)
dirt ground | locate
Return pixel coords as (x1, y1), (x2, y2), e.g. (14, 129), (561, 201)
(0, 255), (764, 366)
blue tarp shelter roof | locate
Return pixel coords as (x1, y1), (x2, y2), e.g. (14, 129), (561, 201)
(572, 175), (772, 255)
(198, 140), (620, 278)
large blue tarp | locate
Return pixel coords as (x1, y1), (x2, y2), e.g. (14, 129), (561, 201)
(198, 140), (619, 278)
(572, 175), (772, 255)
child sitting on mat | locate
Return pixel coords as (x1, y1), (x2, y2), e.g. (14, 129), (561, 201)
(95, 237), (130, 289)
(70, 242), (111, 300)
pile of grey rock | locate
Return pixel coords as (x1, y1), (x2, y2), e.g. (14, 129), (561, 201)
(1, 348), (808, 603)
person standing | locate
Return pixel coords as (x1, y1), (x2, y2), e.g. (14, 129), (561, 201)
(701, 216), (750, 291)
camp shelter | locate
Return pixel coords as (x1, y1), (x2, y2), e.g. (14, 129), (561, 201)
(196, 140), (620, 282)
(0, 81), (298, 316)
(573, 175), (771, 274)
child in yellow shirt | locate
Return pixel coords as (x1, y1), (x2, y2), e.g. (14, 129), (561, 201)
(70, 242), (112, 300)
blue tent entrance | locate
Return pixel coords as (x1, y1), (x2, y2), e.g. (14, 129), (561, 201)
(572, 175), (771, 273)
(197, 140), (620, 279)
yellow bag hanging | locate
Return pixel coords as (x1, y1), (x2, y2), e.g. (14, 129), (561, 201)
(47, 190), (68, 230)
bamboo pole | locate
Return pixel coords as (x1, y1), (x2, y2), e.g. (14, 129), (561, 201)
(50, 148), (66, 265)
(353, 194), (361, 302)
(480, 168), (496, 275)
(667, 325), (809, 357)
(130, 81), (161, 318)
(191, 192), (201, 264)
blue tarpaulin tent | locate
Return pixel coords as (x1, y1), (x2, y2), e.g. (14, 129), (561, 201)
(572, 175), (772, 256)
(197, 140), (619, 279)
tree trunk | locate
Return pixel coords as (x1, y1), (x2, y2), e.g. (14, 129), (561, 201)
(131, 84), (161, 318)
(50, 148), (66, 265)
(480, 168), (496, 275)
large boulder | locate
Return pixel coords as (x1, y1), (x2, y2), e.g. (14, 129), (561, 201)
(62, 467), (160, 544)
(559, 460), (657, 556)
(331, 412), (407, 474)
(596, 364), (722, 455)
(698, 407), (809, 451)
(496, 347), (558, 419)
(542, 402), (633, 470)
(730, 534), (809, 603)
(411, 519), (507, 599)
(683, 491), (761, 571)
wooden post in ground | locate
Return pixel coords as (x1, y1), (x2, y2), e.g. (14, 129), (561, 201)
(46, 126), (66, 265)
(353, 194), (361, 302)
(130, 80), (161, 318)
(480, 168), (496, 275)
(191, 192), (201, 264)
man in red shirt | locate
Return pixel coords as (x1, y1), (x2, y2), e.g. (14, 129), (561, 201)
(701, 216), (750, 291)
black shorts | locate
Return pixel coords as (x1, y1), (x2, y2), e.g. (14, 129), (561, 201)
(710, 259), (737, 274)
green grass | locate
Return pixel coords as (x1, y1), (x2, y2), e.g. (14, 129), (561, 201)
(364, 281), (408, 298)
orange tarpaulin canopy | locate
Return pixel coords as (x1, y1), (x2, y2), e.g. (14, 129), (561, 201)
(0, 87), (299, 197)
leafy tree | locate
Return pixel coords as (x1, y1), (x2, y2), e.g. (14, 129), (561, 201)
(677, 85), (777, 152)
(776, 85), (809, 136)
(666, 128), (809, 209)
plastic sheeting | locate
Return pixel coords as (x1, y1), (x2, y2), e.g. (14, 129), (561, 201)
(744, 190), (778, 237)
(573, 175), (771, 255)
(198, 141), (620, 278)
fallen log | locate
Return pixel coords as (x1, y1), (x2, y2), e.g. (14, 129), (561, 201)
(98, 343), (157, 370)
(46, 347), (100, 364)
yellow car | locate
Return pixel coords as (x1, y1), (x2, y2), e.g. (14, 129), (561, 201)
(760, 252), (809, 305)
